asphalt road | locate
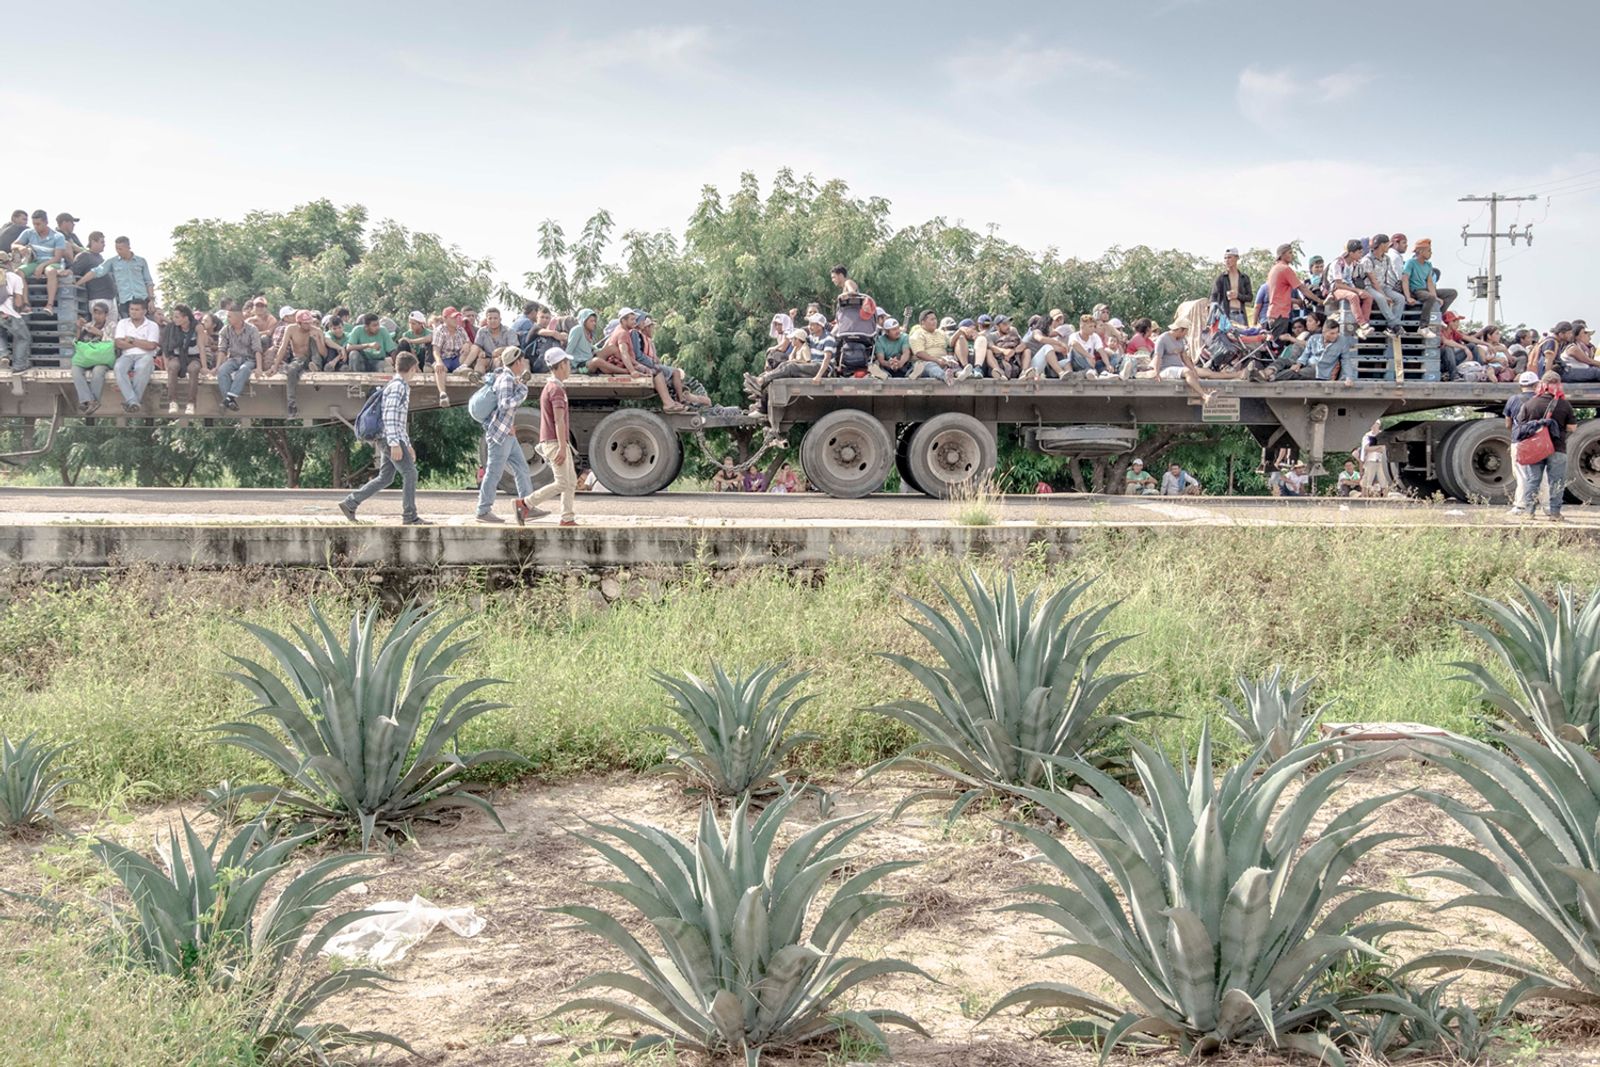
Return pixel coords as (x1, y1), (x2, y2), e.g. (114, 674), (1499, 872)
(0, 486), (1581, 528)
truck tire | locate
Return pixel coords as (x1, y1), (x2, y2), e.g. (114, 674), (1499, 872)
(800, 410), (893, 498)
(475, 410), (552, 496)
(1437, 418), (1514, 504)
(906, 413), (997, 498)
(1565, 420), (1600, 505)
(896, 424), (926, 496)
(588, 409), (682, 496)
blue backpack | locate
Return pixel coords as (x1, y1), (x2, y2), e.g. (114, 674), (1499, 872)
(354, 386), (386, 441)
(468, 370), (502, 424)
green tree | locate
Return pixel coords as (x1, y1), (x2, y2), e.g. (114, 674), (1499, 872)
(160, 199), (368, 309)
(344, 220), (495, 319)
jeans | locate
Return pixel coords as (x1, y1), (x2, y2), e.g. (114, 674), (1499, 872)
(1519, 451), (1568, 517)
(217, 357), (255, 399)
(528, 440), (576, 522)
(1408, 292), (1439, 325)
(284, 358), (307, 412)
(918, 361), (949, 381)
(1563, 364), (1600, 383)
(72, 364), (108, 405)
(1366, 286), (1404, 329)
(344, 445), (418, 521)
(113, 350), (155, 405)
(476, 433), (533, 515)
(1, 315), (31, 369)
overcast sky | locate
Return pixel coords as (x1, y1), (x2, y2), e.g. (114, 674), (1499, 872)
(13, 0), (1597, 329)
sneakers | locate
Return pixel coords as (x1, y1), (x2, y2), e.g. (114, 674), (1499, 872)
(123, 401), (141, 414)
(1506, 508), (1527, 519)
(558, 519), (578, 527)
(1420, 328), (1438, 341)
(475, 512), (505, 524)
(1549, 513), (1567, 523)
(223, 394), (239, 410)
(78, 401), (92, 415)
(514, 500), (529, 526)
(402, 517), (431, 526)
(339, 500), (359, 523)
(287, 401), (298, 417)
(184, 402), (195, 416)
(1356, 324), (1374, 340)
(168, 402), (179, 415)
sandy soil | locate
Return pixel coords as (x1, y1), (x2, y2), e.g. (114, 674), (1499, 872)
(3, 761), (1598, 1066)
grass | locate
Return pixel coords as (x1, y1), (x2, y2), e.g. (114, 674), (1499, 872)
(948, 478), (1002, 525)
(2, 526), (1597, 806)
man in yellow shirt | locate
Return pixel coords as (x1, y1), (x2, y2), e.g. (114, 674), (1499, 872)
(908, 310), (958, 382)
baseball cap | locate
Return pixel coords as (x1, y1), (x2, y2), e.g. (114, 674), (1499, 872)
(994, 314), (1011, 324)
(1049, 308), (1064, 320)
(498, 346), (523, 367)
(544, 346), (571, 365)
(1518, 371), (1539, 385)
(1131, 458), (1144, 466)
(55, 212), (78, 223)
(806, 313), (827, 327)
(636, 313), (654, 326)
(294, 310), (314, 325)
(882, 317), (901, 330)
(278, 305), (295, 318)
(617, 306), (636, 319)
(976, 314), (993, 325)
(939, 316), (957, 330)
(959, 318), (975, 329)
(1224, 247), (1240, 256)
(1109, 317), (1125, 329)
(408, 310), (426, 323)
(1554, 321), (1574, 333)
(443, 306), (461, 319)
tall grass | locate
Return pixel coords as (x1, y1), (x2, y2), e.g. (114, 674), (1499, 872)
(2, 527), (1597, 804)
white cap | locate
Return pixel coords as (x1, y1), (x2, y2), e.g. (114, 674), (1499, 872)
(806, 313), (827, 327)
(882, 317), (900, 330)
(408, 310), (426, 323)
(278, 305), (294, 318)
(1518, 371), (1539, 385)
(1109, 317), (1125, 329)
(617, 306), (636, 319)
(545, 346), (571, 366)
(1224, 247), (1240, 256)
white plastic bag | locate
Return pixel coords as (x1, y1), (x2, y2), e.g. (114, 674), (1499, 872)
(320, 894), (485, 966)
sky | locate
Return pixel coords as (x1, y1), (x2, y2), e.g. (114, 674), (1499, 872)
(13, 0), (1598, 329)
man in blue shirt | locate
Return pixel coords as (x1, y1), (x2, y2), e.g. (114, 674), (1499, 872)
(9, 210), (71, 309)
(80, 236), (155, 317)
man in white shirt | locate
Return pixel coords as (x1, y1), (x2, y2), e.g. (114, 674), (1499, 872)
(1385, 233), (1408, 279)
(112, 297), (160, 412)
(1067, 314), (1108, 375)
(0, 258), (31, 372)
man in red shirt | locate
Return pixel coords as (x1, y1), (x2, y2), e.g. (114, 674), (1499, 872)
(1264, 244), (1304, 338)
(522, 346), (577, 525)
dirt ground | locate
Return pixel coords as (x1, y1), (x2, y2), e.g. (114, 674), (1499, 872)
(6, 762), (1600, 1066)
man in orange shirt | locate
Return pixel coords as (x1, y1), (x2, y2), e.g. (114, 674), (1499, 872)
(1264, 243), (1305, 338)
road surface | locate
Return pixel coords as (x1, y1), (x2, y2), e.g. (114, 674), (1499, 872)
(0, 486), (1580, 528)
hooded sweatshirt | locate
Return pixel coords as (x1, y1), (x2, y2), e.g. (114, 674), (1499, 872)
(566, 308), (600, 368)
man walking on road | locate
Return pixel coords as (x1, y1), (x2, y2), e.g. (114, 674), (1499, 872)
(475, 347), (538, 525)
(522, 346), (578, 526)
(341, 353), (427, 525)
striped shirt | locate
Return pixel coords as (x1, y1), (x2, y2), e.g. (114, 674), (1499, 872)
(381, 376), (411, 447)
(483, 370), (528, 446)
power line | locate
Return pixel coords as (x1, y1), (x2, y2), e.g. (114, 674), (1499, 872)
(1511, 166), (1600, 195)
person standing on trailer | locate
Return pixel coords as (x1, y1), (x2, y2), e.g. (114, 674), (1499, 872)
(340, 353), (426, 525)
(475, 347), (539, 525)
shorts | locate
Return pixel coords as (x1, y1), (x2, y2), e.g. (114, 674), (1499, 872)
(1159, 365), (1185, 380)
(18, 260), (59, 277)
(441, 355), (461, 372)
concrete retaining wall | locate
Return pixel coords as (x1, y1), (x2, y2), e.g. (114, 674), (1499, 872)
(0, 522), (1082, 574)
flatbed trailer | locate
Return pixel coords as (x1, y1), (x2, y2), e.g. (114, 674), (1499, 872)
(4, 367), (1598, 506)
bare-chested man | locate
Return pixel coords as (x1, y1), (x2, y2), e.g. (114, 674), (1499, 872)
(268, 309), (327, 416)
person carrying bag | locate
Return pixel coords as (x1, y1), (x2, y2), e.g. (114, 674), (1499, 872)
(1512, 372), (1577, 521)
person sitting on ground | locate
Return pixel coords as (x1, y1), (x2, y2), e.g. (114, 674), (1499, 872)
(269, 310), (328, 416)
(1161, 463), (1203, 496)
(909, 310), (957, 382)
(869, 318), (917, 379)
(1362, 234), (1405, 335)
(711, 458), (741, 492)
(1124, 458), (1158, 495)
(474, 308), (517, 365)
(589, 307), (646, 376)
(768, 464), (801, 494)
(976, 315), (1020, 379)
(11, 211), (73, 310)
(563, 308), (602, 373)
(1278, 460), (1310, 497)
(0, 254), (31, 372)
(111, 298), (160, 413)
(1336, 459), (1361, 497)
(161, 303), (211, 416)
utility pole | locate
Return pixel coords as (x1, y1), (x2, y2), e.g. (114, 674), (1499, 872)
(1459, 193), (1536, 326)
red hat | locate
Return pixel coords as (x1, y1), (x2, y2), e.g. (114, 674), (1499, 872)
(442, 306), (461, 320)
(1444, 311), (1462, 323)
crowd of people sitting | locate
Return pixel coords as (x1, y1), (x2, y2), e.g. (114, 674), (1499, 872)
(2, 208), (1593, 426)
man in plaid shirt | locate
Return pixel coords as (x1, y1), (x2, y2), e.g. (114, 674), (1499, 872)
(340, 352), (427, 525)
(475, 347), (537, 524)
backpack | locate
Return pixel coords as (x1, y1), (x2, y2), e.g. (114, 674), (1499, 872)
(468, 370), (502, 424)
(354, 385), (386, 441)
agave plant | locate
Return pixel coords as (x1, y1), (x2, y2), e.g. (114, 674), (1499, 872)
(1453, 582), (1600, 743)
(1399, 724), (1600, 1009)
(552, 789), (928, 1065)
(867, 572), (1147, 818)
(213, 602), (524, 849)
(650, 663), (819, 801)
(1345, 977), (1497, 1064)
(93, 816), (406, 1059)
(986, 726), (1412, 1063)
(0, 733), (76, 834)
(1217, 667), (1327, 762)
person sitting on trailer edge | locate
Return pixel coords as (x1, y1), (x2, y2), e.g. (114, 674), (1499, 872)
(868, 317), (916, 378)
(588, 307), (642, 376)
(346, 312), (397, 375)
(984, 314), (1025, 379)
(631, 312), (701, 410)
(1560, 324), (1600, 383)
(563, 308), (601, 372)
(0, 254), (31, 373)
(909, 310), (958, 382)
(111, 298), (160, 413)
(162, 303), (211, 416)
(216, 307), (262, 410)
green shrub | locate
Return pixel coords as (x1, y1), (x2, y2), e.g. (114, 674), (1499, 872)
(0, 733), (76, 834)
(650, 663), (818, 801)
(1454, 582), (1600, 744)
(214, 602), (523, 848)
(552, 790), (928, 1064)
(867, 571), (1147, 818)
(92, 816), (405, 1061)
(988, 728), (1410, 1063)
(1217, 668), (1325, 763)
